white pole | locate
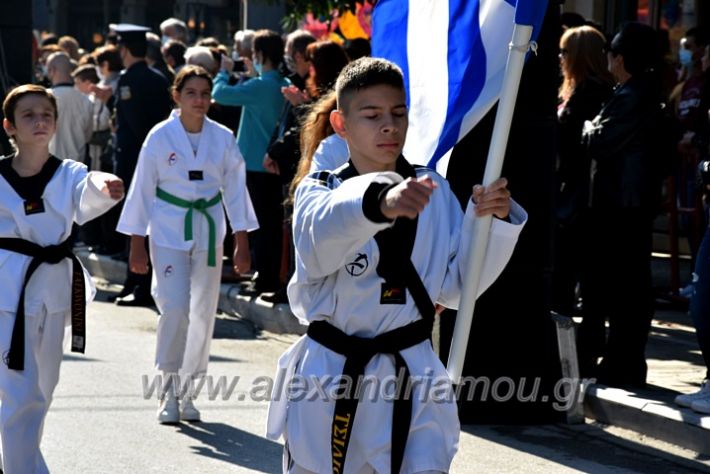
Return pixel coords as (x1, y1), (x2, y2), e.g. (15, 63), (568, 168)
(243, 0), (249, 30)
(446, 23), (534, 383)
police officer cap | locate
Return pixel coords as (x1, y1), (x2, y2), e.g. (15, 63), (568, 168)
(110, 24), (151, 45)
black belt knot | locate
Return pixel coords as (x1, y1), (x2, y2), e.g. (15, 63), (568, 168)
(35, 242), (72, 264)
(307, 318), (433, 474)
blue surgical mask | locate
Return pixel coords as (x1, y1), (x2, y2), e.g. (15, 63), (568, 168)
(680, 48), (694, 67)
(161, 35), (170, 46)
(254, 60), (263, 76)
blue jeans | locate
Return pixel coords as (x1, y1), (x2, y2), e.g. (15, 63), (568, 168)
(691, 224), (710, 380)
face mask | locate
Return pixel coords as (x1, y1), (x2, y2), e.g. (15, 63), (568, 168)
(283, 54), (296, 73)
(161, 35), (170, 45)
(97, 70), (107, 82)
(231, 51), (240, 62)
(679, 48), (694, 67)
(40, 64), (48, 78)
(254, 60), (263, 76)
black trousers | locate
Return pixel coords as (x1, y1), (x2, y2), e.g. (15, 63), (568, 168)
(577, 207), (655, 386)
(246, 171), (283, 292)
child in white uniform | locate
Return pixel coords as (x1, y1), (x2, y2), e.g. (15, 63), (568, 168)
(0, 84), (124, 474)
(266, 58), (527, 473)
(117, 66), (258, 424)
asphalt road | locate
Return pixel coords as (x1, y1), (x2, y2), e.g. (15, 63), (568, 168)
(38, 284), (709, 473)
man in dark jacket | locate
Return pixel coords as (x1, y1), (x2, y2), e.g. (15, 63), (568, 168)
(580, 22), (665, 388)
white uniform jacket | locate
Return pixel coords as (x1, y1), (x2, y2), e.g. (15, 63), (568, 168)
(117, 111), (259, 248)
(309, 133), (349, 173)
(267, 166), (527, 473)
(0, 159), (120, 315)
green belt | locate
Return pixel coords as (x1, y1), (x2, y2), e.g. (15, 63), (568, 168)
(156, 187), (222, 266)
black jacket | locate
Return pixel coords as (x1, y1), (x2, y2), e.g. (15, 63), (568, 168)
(556, 77), (613, 220)
(583, 73), (665, 210)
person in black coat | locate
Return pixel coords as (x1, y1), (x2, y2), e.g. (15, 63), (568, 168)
(580, 22), (666, 388)
(553, 25), (615, 316)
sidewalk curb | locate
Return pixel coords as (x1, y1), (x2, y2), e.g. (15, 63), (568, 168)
(77, 250), (306, 335)
(219, 285), (307, 335)
(584, 385), (710, 455)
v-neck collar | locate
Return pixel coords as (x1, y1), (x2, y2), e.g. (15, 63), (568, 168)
(0, 154), (63, 201)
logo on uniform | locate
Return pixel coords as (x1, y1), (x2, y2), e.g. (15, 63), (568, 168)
(168, 153), (177, 166)
(164, 265), (174, 278)
(119, 85), (132, 101)
(380, 283), (406, 305)
(345, 253), (368, 277)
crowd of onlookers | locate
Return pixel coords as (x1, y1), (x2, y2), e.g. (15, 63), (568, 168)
(553, 13), (710, 407)
(26, 19), (370, 308)
(15, 12), (710, 406)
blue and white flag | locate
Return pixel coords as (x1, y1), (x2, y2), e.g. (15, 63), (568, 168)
(372, 0), (547, 174)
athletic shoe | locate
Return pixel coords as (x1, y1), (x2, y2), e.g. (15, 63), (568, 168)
(157, 394), (179, 424)
(691, 391), (710, 414)
(180, 398), (201, 422)
(676, 380), (710, 408)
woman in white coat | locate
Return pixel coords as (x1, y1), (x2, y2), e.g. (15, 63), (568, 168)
(117, 65), (258, 424)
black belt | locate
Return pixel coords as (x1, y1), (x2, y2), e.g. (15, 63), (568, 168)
(0, 238), (86, 371)
(308, 316), (433, 474)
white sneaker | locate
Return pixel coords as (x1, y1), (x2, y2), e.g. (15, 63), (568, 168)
(157, 394), (180, 424)
(180, 398), (201, 422)
(675, 381), (710, 408)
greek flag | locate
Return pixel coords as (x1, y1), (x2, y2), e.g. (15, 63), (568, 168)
(372, 0), (547, 173)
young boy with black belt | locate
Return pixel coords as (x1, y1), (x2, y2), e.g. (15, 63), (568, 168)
(266, 58), (527, 473)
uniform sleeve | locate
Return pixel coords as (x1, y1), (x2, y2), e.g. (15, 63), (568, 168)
(222, 139), (259, 232)
(72, 165), (122, 225)
(310, 135), (350, 172)
(291, 172), (398, 280)
(437, 192), (527, 309)
(212, 71), (266, 107)
(116, 140), (158, 236)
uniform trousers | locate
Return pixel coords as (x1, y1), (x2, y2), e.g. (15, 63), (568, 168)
(0, 307), (68, 474)
(150, 242), (222, 388)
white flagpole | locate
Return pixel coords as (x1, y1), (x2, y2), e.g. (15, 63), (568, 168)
(446, 23), (535, 383)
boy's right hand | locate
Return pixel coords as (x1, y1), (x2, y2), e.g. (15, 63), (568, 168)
(380, 176), (437, 220)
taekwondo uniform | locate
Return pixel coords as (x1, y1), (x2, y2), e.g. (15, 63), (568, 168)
(117, 110), (258, 384)
(0, 156), (121, 474)
(267, 157), (527, 474)
(309, 134), (349, 173)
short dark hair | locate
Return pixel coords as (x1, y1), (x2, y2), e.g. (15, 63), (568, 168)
(253, 29), (284, 68)
(3, 84), (58, 125)
(344, 38), (371, 61)
(164, 40), (187, 67)
(335, 57), (405, 111)
(122, 40), (147, 59)
(72, 64), (99, 83)
(94, 45), (123, 72)
(289, 30), (316, 56)
(610, 22), (660, 76)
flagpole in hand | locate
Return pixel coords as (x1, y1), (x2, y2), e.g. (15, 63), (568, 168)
(446, 19), (538, 383)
